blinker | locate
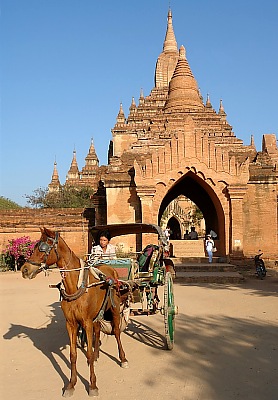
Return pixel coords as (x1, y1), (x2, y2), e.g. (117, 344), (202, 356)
(38, 241), (51, 253)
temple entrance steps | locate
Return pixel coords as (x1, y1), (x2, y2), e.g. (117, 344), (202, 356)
(169, 240), (244, 283)
(170, 239), (206, 258)
(172, 262), (244, 284)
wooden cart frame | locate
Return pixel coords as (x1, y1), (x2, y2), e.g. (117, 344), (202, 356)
(89, 223), (177, 350)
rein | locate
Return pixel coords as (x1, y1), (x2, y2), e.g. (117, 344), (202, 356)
(58, 268), (89, 301)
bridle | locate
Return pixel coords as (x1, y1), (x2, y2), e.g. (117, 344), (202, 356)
(27, 232), (59, 275)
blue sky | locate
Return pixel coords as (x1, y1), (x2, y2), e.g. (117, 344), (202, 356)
(1, 0), (277, 206)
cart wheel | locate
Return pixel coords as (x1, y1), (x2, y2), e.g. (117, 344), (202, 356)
(163, 271), (176, 350)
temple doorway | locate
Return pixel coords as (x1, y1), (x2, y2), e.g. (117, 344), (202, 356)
(167, 216), (181, 240)
(158, 171), (226, 255)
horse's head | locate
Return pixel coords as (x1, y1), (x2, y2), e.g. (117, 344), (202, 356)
(21, 227), (60, 279)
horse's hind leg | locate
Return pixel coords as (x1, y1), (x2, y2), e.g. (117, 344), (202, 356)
(93, 322), (101, 362)
(84, 322), (98, 397)
(63, 322), (78, 397)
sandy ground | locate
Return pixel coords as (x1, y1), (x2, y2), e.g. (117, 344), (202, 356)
(0, 269), (278, 400)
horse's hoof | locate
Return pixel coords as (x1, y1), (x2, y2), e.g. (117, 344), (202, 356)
(121, 361), (129, 369)
(89, 388), (99, 397)
(63, 388), (75, 397)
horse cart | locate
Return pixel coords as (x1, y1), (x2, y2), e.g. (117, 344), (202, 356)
(89, 223), (178, 350)
(21, 223), (177, 396)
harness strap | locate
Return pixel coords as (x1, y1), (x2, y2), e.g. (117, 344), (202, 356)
(77, 259), (86, 289)
(59, 268), (89, 302)
(49, 260), (119, 310)
(89, 266), (106, 280)
(93, 285), (115, 322)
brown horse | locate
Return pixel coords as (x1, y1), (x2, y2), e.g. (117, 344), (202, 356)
(21, 227), (128, 397)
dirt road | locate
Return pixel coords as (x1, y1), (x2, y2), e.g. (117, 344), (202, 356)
(0, 270), (277, 400)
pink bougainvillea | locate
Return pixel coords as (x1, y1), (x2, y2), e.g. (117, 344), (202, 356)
(4, 236), (38, 261)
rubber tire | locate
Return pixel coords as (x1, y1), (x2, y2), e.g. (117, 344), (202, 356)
(164, 271), (175, 350)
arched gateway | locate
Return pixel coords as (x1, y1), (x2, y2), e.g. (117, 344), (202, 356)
(49, 10), (278, 262)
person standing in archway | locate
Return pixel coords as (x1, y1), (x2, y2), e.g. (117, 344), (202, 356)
(205, 234), (214, 263)
(209, 229), (217, 239)
(164, 226), (171, 245)
(189, 226), (198, 240)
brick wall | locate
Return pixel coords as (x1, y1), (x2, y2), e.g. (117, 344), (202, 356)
(0, 208), (95, 257)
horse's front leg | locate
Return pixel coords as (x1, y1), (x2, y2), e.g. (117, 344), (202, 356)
(63, 322), (78, 397)
(112, 305), (129, 368)
(84, 321), (98, 397)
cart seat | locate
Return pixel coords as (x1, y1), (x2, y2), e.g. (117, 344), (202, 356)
(93, 258), (136, 281)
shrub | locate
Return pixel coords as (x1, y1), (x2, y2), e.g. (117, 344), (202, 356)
(3, 236), (38, 271)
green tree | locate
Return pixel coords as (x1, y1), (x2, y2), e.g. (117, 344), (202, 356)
(0, 196), (22, 209)
(24, 187), (47, 208)
(25, 185), (95, 208)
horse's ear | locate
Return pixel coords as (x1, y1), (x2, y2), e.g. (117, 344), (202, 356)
(40, 227), (44, 234)
(42, 226), (55, 239)
(44, 227), (55, 238)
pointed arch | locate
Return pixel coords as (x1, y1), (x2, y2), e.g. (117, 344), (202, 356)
(157, 171), (226, 254)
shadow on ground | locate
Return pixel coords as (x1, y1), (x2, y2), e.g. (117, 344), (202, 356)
(2, 301), (89, 390)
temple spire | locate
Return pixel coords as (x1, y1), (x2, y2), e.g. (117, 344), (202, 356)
(127, 97), (137, 122)
(164, 45), (204, 112)
(52, 160), (59, 182)
(71, 149), (78, 168)
(130, 97), (136, 109)
(116, 102), (125, 124)
(139, 88), (144, 105)
(155, 9), (179, 88)
(66, 149), (80, 183)
(163, 9), (178, 53)
(218, 99), (226, 115)
(206, 94), (212, 108)
(48, 160), (61, 192)
(81, 138), (99, 182)
(88, 138), (98, 161)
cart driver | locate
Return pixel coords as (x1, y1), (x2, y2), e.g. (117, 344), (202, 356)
(91, 230), (116, 259)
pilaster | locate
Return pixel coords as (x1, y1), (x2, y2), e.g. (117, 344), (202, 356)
(136, 187), (156, 224)
(227, 185), (247, 258)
